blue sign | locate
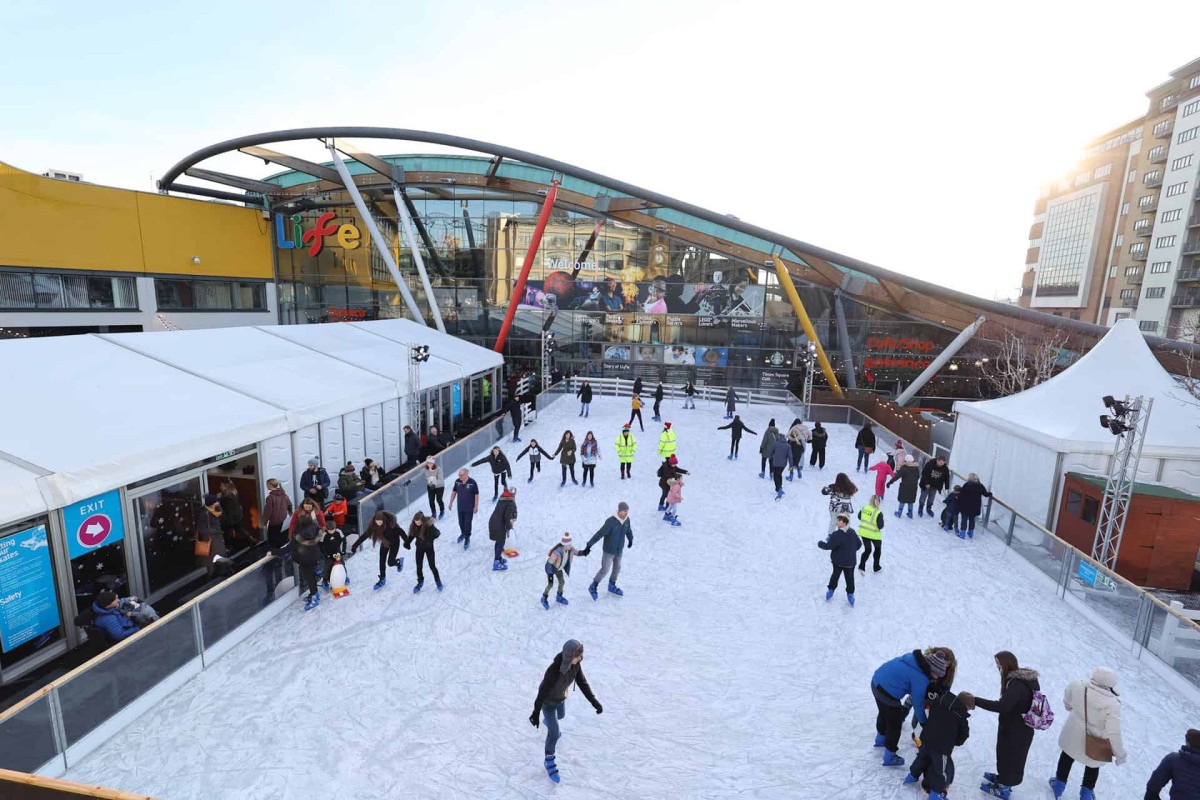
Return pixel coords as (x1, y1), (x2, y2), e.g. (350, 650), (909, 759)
(452, 382), (463, 418)
(0, 525), (61, 653)
(1076, 561), (1098, 587)
(63, 489), (126, 560)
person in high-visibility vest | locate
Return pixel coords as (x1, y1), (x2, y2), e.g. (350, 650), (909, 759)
(656, 422), (676, 459)
(615, 426), (637, 479)
(857, 495), (886, 573)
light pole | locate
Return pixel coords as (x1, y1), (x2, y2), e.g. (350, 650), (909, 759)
(1091, 394), (1152, 572)
(409, 343), (431, 436)
(802, 342), (817, 417)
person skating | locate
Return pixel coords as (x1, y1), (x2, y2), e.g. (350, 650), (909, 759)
(615, 425), (637, 480)
(424, 456), (446, 519)
(724, 386), (738, 419)
(887, 439), (906, 470)
(957, 473), (992, 539)
(628, 393), (645, 432)
(663, 475), (684, 526)
(919, 455), (951, 518)
(902, 687), (974, 800)
(683, 379), (696, 409)
(652, 381), (665, 421)
(809, 421), (829, 469)
(855, 422), (876, 472)
(488, 487), (518, 571)
(365, 510), (405, 590)
(786, 418), (810, 480)
(632, 376), (643, 396)
(871, 649), (952, 767)
(293, 514), (322, 611)
(758, 419), (780, 479)
(974, 651), (1042, 798)
(1145, 728), (1200, 800)
(768, 435), (791, 500)
(657, 454), (689, 512)
(942, 485), (963, 533)
(471, 445), (513, 501)
(404, 511), (443, 593)
(529, 639), (603, 783)
(508, 396), (524, 443)
(857, 495), (886, 572)
(581, 501), (633, 599)
(319, 517), (345, 592)
(1048, 667), (1126, 800)
(718, 415), (755, 460)
(575, 380), (593, 418)
(822, 472), (858, 533)
(580, 431), (600, 487)
(819, 514), (861, 605)
(541, 532), (581, 609)
(552, 430), (578, 487)
(888, 455), (921, 518)
(516, 438), (555, 483)
(868, 459), (895, 499)
(448, 467), (481, 550)
(657, 421), (677, 461)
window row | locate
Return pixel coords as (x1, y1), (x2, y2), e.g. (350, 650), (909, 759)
(1172, 155), (1194, 171)
(1140, 320), (1159, 332)
(153, 279), (267, 311)
(1163, 209), (1183, 223)
(1147, 287), (1166, 299)
(1151, 261), (1172, 274)
(0, 271), (138, 310)
(1184, 98), (1200, 117)
(1156, 236), (1178, 248)
(1166, 182), (1189, 198)
(1180, 127), (1199, 144)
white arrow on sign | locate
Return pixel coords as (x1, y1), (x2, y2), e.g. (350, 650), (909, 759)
(84, 522), (105, 536)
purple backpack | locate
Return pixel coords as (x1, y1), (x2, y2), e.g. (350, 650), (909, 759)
(1023, 689), (1055, 730)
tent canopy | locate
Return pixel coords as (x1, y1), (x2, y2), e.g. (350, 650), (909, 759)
(953, 319), (1200, 458)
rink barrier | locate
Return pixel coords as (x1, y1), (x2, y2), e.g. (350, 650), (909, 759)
(799, 400), (1200, 695)
(0, 767), (155, 799)
(0, 550), (300, 779)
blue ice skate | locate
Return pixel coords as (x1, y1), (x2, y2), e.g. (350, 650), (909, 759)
(758, 472), (765, 479)
(825, 589), (834, 601)
(492, 560), (508, 571)
(556, 594), (569, 605)
(662, 511), (673, 521)
(588, 582), (599, 600)
(395, 557), (404, 574)
(373, 578), (386, 590)
(545, 755), (560, 783)
(980, 781), (1010, 798)
(540, 596), (550, 610)
(303, 593), (320, 611)
(775, 490), (784, 500)
(413, 581), (423, 594)
(882, 750), (905, 767)
(1048, 777), (1065, 798)
(903, 773), (917, 785)
(847, 593), (855, 607)
(436, 581), (443, 591)
(607, 582), (623, 596)
(874, 733), (886, 748)
(670, 517), (681, 527)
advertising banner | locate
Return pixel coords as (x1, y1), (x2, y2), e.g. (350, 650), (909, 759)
(0, 525), (61, 653)
(63, 489), (127, 560)
(452, 382), (462, 418)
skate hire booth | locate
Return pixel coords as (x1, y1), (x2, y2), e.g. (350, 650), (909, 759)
(0, 319), (501, 686)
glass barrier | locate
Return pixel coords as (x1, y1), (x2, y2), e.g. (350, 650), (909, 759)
(1144, 601), (1200, 687)
(199, 554), (296, 650)
(0, 692), (59, 772)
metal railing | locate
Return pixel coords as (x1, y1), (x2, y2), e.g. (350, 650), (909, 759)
(0, 550), (300, 776)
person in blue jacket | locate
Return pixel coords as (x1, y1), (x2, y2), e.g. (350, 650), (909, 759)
(1145, 729), (1200, 800)
(91, 590), (140, 644)
(580, 502), (633, 599)
(871, 649), (951, 767)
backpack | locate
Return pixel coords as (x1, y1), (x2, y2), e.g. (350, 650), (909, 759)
(1023, 689), (1055, 730)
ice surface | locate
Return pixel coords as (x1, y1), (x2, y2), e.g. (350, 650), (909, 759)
(64, 395), (1200, 798)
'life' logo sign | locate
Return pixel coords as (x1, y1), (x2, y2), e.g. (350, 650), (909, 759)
(275, 212), (362, 256)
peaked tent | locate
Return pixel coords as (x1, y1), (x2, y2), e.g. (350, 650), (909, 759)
(951, 319), (1200, 528)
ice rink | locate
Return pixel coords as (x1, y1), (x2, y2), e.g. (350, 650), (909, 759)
(64, 394), (1200, 799)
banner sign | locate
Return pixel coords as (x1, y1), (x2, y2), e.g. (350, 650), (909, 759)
(0, 525), (61, 653)
(63, 489), (126, 560)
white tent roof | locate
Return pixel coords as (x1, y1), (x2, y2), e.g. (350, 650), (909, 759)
(0, 454), (49, 527)
(953, 319), (1200, 457)
(350, 319), (503, 381)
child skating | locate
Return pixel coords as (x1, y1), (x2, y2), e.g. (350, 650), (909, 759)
(818, 514), (862, 606)
(516, 438), (555, 483)
(540, 532), (581, 609)
(664, 475), (683, 526)
(319, 518), (345, 592)
(902, 687), (974, 800)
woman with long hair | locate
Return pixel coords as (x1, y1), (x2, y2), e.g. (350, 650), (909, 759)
(553, 430), (578, 487)
(855, 421), (876, 472)
(821, 472), (858, 533)
(424, 457), (446, 519)
(218, 480), (247, 546)
(974, 650), (1041, 798)
(366, 510), (404, 591)
(579, 431), (600, 487)
(405, 511), (442, 593)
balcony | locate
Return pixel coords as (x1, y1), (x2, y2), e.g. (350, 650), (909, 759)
(1144, 174), (1164, 188)
(1155, 121), (1175, 139)
(1134, 223), (1154, 237)
(1122, 296), (1140, 307)
(1132, 250), (1149, 261)
(1183, 239), (1200, 256)
(1149, 150), (1168, 164)
(1190, 214), (1200, 228)
(1171, 291), (1200, 308)
(1176, 269), (1200, 282)
(1140, 198), (1159, 213)
(1126, 272), (1144, 284)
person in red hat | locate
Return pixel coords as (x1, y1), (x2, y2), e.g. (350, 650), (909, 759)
(657, 452), (689, 513)
(657, 421), (677, 461)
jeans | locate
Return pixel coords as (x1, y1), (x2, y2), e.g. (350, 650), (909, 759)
(918, 487), (937, 514)
(415, 547), (440, 584)
(542, 701), (566, 755)
(859, 538), (881, 571)
(960, 512), (978, 532)
(729, 437), (741, 457)
(856, 446), (870, 471)
(828, 565), (855, 594)
(873, 682), (907, 752)
(593, 552), (622, 585)
(1055, 751), (1098, 790)
(457, 508), (473, 540)
(652, 399), (661, 418)
(579, 402), (589, 416)
(582, 464), (596, 485)
(528, 456), (541, 481)
(560, 463), (577, 483)
(896, 502), (913, 516)
(683, 396), (695, 408)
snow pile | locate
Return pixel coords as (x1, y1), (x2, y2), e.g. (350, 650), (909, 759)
(64, 396), (1200, 798)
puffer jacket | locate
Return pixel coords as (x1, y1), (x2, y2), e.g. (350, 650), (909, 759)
(873, 651), (938, 725)
(91, 601), (139, 643)
(769, 440), (791, 469)
(759, 426), (779, 456)
(1059, 675), (1126, 768)
(788, 423), (811, 444)
(1146, 745), (1200, 800)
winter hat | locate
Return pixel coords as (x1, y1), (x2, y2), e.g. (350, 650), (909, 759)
(769, 418), (776, 427)
(668, 454), (678, 465)
(95, 590), (117, 608)
(307, 458), (319, 467)
(664, 422), (672, 429)
(622, 424), (630, 431)
(925, 651), (949, 678)
(617, 501), (629, 512)
(1091, 666), (1119, 690)
(426, 456), (436, 465)
(560, 639), (583, 673)
(203, 493), (220, 507)
(905, 455), (915, 463)
(561, 532), (572, 545)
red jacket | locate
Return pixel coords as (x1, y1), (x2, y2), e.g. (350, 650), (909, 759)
(262, 488), (293, 527)
(868, 462), (895, 497)
(325, 498), (348, 527)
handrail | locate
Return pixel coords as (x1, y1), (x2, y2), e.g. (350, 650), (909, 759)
(0, 767), (156, 799)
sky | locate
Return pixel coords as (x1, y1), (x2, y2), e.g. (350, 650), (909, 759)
(2, 1), (1199, 301)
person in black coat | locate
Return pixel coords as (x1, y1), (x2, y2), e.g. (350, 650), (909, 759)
(421, 426), (447, 460)
(718, 415), (756, 460)
(1146, 728), (1200, 800)
(508, 397), (524, 443)
(957, 473), (992, 537)
(818, 515), (862, 604)
(402, 425), (421, 471)
(529, 639), (603, 782)
(907, 688), (974, 798)
(919, 456), (951, 518)
(471, 446), (513, 500)
(363, 510), (405, 590)
(404, 511), (442, 591)
(808, 422), (829, 469)
(682, 380), (696, 409)
(656, 456), (690, 511)
(973, 650), (1039, 794)
(488, 488), (518, 570)
(854, 422), (876, 472)
(575, 381), (593, 418)
(652, 382), (665, 421)
(887, 456), (921, 518)
(632, 377), (643, 396)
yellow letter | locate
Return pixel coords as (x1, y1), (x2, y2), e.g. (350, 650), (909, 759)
(337, 224), (361, 250)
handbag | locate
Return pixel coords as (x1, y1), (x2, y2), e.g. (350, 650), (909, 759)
(864, 446), (875, 455)
(194, 537), (212, 557)
(1082, 687), (1114, 763)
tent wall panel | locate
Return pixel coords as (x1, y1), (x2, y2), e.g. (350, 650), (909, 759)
(1160, 459), (1200, 498)
(364, 404), (385, 467)
(951, 414), (1060, 526)
(343, 410), (366, 466)
(292, 424), (320, 502)
(320, 418), (345, 472)
(258, 433), (294, 507)
(382, 399), (401, 471)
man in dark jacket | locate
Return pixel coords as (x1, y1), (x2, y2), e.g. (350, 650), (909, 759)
(905, 689), (973, 800)
(651, 382), (665, 421)
(808, 422), (829, 469)
(91, 590), (140, 644)
(488, 488), (518, 571)
(818, 514), (862, 605)
(508, 397), (523, 443)
(855, 423), (877, 472)
(576, 380), (593, 417)
(718, 415), (756, 460)
(529, 639), (603, 783)
(919, 456), (951, 517)
(261, 478), (293, 601)
(582, 502), (633, 599)
(300, 458), (330, 503)
(421, 426), (447, 460)
(1146, 729), (1200, 800)
(402, 426), (421, 471)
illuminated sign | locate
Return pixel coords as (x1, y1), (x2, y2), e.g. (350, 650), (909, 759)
(275, 212), (362, 256)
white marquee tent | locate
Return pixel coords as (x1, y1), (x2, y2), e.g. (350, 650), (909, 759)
(951, 319), (1200, 528)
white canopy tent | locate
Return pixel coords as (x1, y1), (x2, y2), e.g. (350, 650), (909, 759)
(951, 319), (1200, 528)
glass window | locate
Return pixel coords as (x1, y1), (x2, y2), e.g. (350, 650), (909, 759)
(1092, 163), (1112, 179)
(1147, 287), (1166, 298)
(1120, 202), (1129, 216)
(1120, 289), (1136, 299)
(1155, 236), (1177, 248)
(1183, 99), (1200, 117)
(1162, 209), (1182, 223)
(1191, 74), (1200, 90)
(1139, 320), (1160, 332)
(155, 279), (194, 310)
(1115, 234), (1124, 246)
(194, 281), (232, 309)
(1032, 192), (1102, 295)
(1150, 261), (1172, 274)
(1179, 127), (1199, 144)
(235, 282), (266, 310)
(1081, 496), (1100, 524)
(1148, 146), (1166, 160)
(1171, 155), (1193, 171)
(0, 272), (35, 308)
(32, 273), (64, 307)
(1166, 182), (1189, 198)
(133, 476), (203, 595)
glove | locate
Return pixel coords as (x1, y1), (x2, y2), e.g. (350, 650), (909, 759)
(1115, 753), (1127, 766)
(594, 703), (603, 714)
(581, 548), (591, 557)
(404, 542), (412, 550)
(529, 711), (539, 728)
(626, 540), (632, 549)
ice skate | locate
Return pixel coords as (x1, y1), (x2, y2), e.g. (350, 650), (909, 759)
(1048, 777), (1065, 798)
(588, 582), (599, 600)
(373, 578), (386, 590)
(980, 781), (1010, 798)
(825, 589), (834, 601)
(413, 581), (423, 594)
(847, 593), (855, 607)
(556, 594), (569, 605)
(540, 596), (550, 610)
(607, 582), (623, 596)
(882, 750), (905, 767)
(544, 755), (560, 783)
(874, 733), (886, 747)
(303, 593), (319, 611)
(492, 560), (507, 571)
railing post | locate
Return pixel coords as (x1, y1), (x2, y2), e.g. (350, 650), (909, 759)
(1132, 594), (1152, 657)
(1058, 551), (1074, 599)
(48, 686), (69, 769)
(983, 496), (993, 526)
(1006, 511), (1016, 547)
(192, 603), (207, 669)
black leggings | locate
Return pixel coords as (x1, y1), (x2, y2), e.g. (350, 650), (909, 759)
(560, 463), (576, 483)
(493, 538), (506, 561)
(492, 473), (508, 496)
(771, 467), (784, 491)
(729, 437), (741, 457)
(415, 547), (440, 584)
(582, 464), (595, 485)
(528, 457), (541, 481)
(628, 409), (643, 431)
(652, 398), (661, 417)
(620, 461), (631, 478)
(297, 560), (319, 597)
(378, 541), (401, 581)
(427, 485), (444, 516)
(859, 538), (882, 570)
(1056, 752), (1098, 790)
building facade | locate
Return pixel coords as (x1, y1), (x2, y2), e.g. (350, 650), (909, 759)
(1020, 58), (1200, 337)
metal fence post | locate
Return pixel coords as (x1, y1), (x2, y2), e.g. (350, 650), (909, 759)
(48, 686), (69, 769)
(983, 496), (993, 526)
(1057, 551), (1074, 599)
(192, 603), (207, 669)
(1006, 512), (1016, 547)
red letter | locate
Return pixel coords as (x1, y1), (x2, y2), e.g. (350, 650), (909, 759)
(302, 212), (339, 257)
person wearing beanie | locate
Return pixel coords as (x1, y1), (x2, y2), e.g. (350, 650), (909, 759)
(581, 502), (633, 598)
(529, 639), (603, 783)
(758, 419), (780, 479)
(887, 455), (921, 518)
(615, 426), (637, 480)
(656, 454), (689, 512)
(974, 651), (1042, 798)
(818, 514), (861, 605)
(1049, 666), (1126, 800)
(808, 421), (829, 469)
(488, 487), (518, 571)
(786, 418), (811, 480)
(663, 474), (684, 527)
(717, 415), (756, 460)
(90, 590), (139, 643)
(656, 421), (677, 461)
(652, 381), (665, 421)
(1145, 728), (1200, 800)
(871, 648), (953, 767)
(903, 686), (974, 800)
(541, 532), (583, 609)
(300, 457), (331, 503)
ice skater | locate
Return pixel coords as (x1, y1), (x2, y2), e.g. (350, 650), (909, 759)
(1049, 666), (1127, 799)
(656, 453), (688, 511)
(656, 421), (677, 461)
(818, 514), (861, 606)
(628, 393), (645, 431)
(768, 435), (791, 500)
(615, 425), (637, 479)
(404, 511), (443, 593)
(682, 380), (696, 409)
(957, 473), (992, 539)
(319, 517), (345, 592)
(581, 501), (633, 599)
(580, 431), (600, 486)
(724, 386), (738, 419)
(448, 467), (480, 549)
(942, 485), (963, 533)
(868, 458), (895, 498)
(471, 445), (513, 501)
(424, 457), (446, 519)
(821, 472), (858, 533)
(529, 639), (603, 783)
(488, 487), (518, 571)
(718, 414), (755, 460)
(857, 495), (886, 573)
(516, 438), (555, 483)
(540, 532), (581, 609)
(919, 455), (950, 517)
(888, 455), (920, 518)
(652, 381), (664, 421)
(809, 421), (828, 469)
(903, 686), (974, 800)
(973, 651), (1042, 798)
(575, 380), (593, 417)
(509, 396), (523, 443)
(552, 430), (578, 487)
(365, 510), (405, 590)
(758, 419), (780, 479)
(786, 418), (810, 480)
(664, 475), (684, 526)
(871, 649), (951, 767)
(293, 514), (322, 611)
(855, 421), (876, 472)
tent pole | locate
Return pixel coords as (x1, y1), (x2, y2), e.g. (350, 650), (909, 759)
(896, 315), (985, 406)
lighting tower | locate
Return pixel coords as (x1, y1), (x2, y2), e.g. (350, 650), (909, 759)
(802, 342), (817, 417)
(1091, 394), (1153, 571)
(409, 343), (431, 434)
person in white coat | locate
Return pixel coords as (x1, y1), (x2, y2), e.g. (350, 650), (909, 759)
(1048, 667), (1126, 800)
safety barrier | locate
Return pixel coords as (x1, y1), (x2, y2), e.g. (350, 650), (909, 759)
(0, 767), (155, 799)
(562, 376), (797, 408)
(1155, 601), (1200, 668)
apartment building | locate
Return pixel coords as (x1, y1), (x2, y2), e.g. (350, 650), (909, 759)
(1020, 58), (1200, 338)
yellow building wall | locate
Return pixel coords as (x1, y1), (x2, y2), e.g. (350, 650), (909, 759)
(0, 161), (272, 278)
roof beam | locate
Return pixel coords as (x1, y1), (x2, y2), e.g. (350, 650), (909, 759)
(162, 182), (264, 205)
(486, 155), (503, 180)
(238, 145), (341, 183)
(184, 167), (281, 196)
(326, 139), (403, 183)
